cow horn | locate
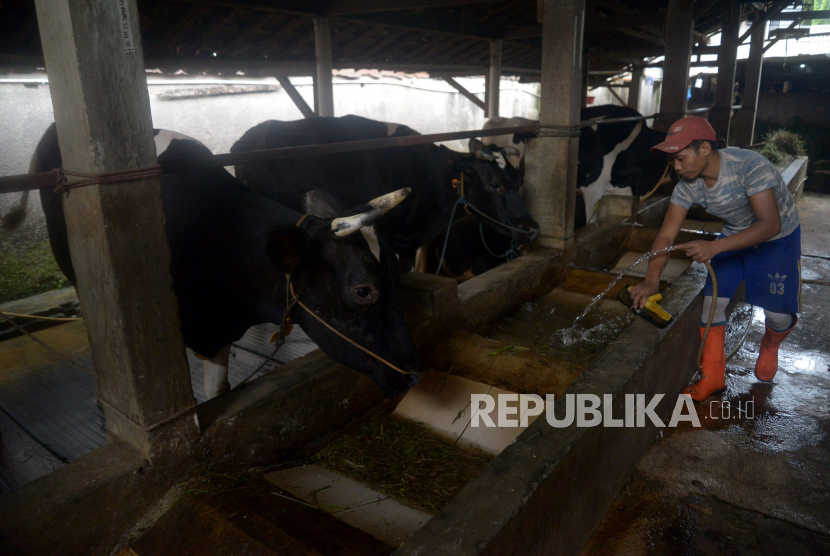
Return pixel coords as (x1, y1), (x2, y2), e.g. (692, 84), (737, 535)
(366, 187), (411, 215)
(330, 188), (412, 238)
(331, 209), (384, 238)
(475, 149), (496, 161)
(504, 146), (521, 157)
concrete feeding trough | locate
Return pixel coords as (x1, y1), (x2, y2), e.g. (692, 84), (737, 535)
(193, 190), (716, 553)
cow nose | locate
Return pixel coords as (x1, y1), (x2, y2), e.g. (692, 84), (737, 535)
(520, 224), (540, 241)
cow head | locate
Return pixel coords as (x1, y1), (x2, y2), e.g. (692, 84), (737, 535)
(459, 139), (540, 243)
(265, 189), (423, 392)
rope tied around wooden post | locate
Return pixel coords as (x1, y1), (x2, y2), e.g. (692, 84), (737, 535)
(52, 165), (163, 195)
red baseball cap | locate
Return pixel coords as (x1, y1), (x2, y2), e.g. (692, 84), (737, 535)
(650, 116), (717, 154)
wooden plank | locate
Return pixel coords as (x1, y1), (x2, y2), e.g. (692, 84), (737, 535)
(32, 0), (198, 460)
(654, 0), (694, 131)
(276, 76), (315, 118)
(605, 85), (626, 105)
(738, 0), (790, 44)
(488, 39), (502, 118)
(764, 20), (798, 52)
(314, 17), (335, 117)
(326, 0), (510, 15)
(628, 65), (642, 109)
(734, 20), (764, 147)
(709, 0), (741, 140)
(442, 76), (485, 110)
(772, 10), (830, 20)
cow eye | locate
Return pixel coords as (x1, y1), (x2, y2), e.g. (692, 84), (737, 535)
(352, 285), (377, 304)
(489, 182), (500, 191)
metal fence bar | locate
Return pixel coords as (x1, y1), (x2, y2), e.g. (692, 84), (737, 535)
(0, 105), (742, 195)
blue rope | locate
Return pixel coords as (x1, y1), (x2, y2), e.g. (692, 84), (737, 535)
(478, 221), (520, 260)
(435, 197), (464, 275)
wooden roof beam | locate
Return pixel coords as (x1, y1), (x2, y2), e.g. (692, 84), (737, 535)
(325, 0), (511, 16)
(441, 76), (485, 110)
(738, 0), (793, 44)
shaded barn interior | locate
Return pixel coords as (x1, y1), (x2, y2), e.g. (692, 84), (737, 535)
(2, 0), (751, 78)
(1, 1), (827, 555)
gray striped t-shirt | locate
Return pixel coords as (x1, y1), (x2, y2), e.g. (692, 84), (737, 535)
(671, 148), (799, 241)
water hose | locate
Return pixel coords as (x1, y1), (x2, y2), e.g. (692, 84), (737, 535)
(698, 261), (717, 371)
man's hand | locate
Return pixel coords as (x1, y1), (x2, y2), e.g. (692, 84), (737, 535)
(675, 240), (721, 263)
(630, 279), (659, 309)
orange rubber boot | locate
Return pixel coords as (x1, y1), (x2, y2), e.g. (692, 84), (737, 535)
(683, 325), (726, 402)
(755, 315), (797, 382)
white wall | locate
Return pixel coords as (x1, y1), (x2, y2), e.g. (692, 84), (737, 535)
(0, 74), (540, 258)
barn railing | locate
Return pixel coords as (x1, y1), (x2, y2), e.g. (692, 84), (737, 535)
(0, 105), (740, 195)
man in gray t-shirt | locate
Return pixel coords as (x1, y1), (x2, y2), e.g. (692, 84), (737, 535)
(671, 147), (799, 240)
(630, 117), (801, 402)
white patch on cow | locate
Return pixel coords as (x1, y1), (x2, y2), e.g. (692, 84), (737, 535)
(360, 226), (381, 262)
(580, 122), (643, 224)
(494, 151), (507, 169)
(153, 130), (208, 158)
(385, 123), (400, 136)
(203, 345), (230, 399)
(482, 116), (533, 169)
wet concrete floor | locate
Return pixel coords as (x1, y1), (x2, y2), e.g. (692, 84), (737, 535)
(582, 193), (830, 555)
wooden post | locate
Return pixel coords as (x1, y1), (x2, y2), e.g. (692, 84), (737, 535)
(488, 39), (502, 118)
(655, 0), (695, 132)
(314, 17), (334, 117)
(709, 0), (741, 141)
(312, 74), (320, 116)
(581, 58), (590, 107)
(484, 69), (491, 117)
(734, 22), (764, 147)
(523, 0), (585, 248)
(628, 65), (643, 110)
(33, 0), (197, 460)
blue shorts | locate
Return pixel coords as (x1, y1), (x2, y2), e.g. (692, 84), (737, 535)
(703, 225), (801, 314)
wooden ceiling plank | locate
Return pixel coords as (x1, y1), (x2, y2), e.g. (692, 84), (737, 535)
(325, 0), (511, 16)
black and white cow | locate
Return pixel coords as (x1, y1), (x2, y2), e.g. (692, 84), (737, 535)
(16, 123), (423, 398)
(230, 115), (540, 270)
(483, 105), (668, 226)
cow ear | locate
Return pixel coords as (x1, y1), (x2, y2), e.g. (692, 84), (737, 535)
(266, 226), (311, 274)
(304, 190), (343, 219)
(469, 138), (486, 153)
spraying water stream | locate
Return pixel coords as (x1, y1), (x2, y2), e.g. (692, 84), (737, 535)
(571, 246), (677, 328)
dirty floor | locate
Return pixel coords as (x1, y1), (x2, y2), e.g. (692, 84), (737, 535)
(582, 192), (830, 556)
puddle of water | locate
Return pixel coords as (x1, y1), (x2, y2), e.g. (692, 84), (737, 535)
(489, 290), (634, 366)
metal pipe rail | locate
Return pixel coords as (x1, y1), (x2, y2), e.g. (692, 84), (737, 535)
(0, 125), (537, 195)
(0, 105), (737, 195)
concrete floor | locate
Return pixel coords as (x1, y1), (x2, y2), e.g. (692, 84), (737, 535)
(582, 193), (830, 556)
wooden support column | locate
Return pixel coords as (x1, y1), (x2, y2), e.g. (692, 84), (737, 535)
(276, 75), (315, 118)
(628, 65), (643, 110)
(314, 17), (334, 117)
(734, 21), (764, 147)
(488, 39), (502, 118)
(709, 0), (741, 141)
(33, 0), (197, 460)
(581, 58), (590, 108)
(655, 0), (695, 132)
(523, 0), (585, 248)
